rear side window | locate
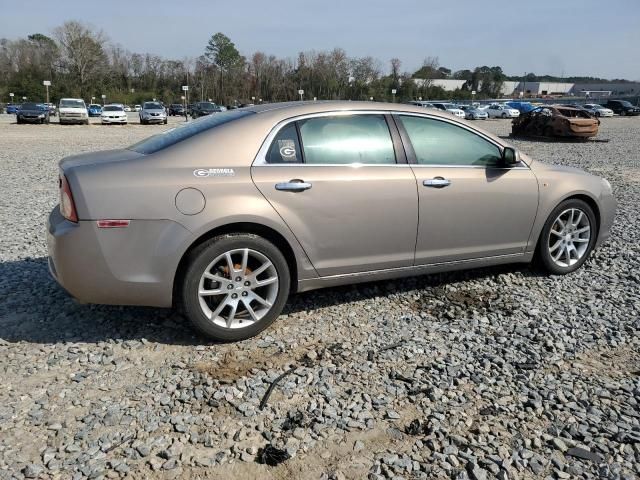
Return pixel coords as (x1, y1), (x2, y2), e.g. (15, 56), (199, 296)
(267, 124), (302, 163)
(399, 115), (501, 167)
(298, 115), (396, 165)
(128, 110), (253, 154)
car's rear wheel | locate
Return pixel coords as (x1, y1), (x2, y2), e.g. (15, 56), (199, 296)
(501, 112), (507, 118)
(181, 234), (290, 341)
(537, 199), (596, 275)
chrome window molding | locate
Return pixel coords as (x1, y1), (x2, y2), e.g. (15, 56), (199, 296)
(251, 110), (530, 171)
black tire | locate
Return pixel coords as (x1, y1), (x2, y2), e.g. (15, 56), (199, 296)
(163, 118), (168, 125)
(84, 119), (89, 125)
(180, 234), (290, 342)
(536, 198), (597, 275)
(501, 112), (507, 118)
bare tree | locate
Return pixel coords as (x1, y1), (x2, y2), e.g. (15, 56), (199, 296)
(54, 21), (106, 96)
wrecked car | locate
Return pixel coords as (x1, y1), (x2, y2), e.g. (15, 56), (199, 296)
(511, 106), (599, 139)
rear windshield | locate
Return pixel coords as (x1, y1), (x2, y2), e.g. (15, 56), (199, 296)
(144, 102), (163, 109)
(128, 109), (253, 154)
(103, 105), (123, 112)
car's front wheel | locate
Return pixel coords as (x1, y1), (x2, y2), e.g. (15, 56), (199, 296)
(180, 234), (290, 341)
(537, 199), (597, 274)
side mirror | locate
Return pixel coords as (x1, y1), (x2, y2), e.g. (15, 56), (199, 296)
(502, 147), (519, 166)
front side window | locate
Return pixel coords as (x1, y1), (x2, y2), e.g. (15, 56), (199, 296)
(298, 115), (396, 165)
(399, 115), (502, 167)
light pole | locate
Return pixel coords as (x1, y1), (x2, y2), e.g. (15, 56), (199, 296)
(43, 80), (51, 105)
(298, 89), (304, 101)
(101, 94), (106, 106)
(391, 88), (397, 102)
(251, 96), (255, 105)
(9, 92), (14, 105)
(182, 85), (189, 121)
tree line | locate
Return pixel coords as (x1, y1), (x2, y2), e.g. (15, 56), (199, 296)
(0, 21), (630, 106)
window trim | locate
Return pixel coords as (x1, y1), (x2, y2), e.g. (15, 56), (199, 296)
(254, 111), (402, 167)
(252, 110), (529, 170)
(393, 112), (530, 170)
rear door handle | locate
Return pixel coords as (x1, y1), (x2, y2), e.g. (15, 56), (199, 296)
(275, 180), (312, 192)
(423, 177), (451, 188)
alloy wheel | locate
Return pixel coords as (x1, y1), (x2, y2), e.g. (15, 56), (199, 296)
(197, 248), (279, 329)
(547, 208), (591, 267)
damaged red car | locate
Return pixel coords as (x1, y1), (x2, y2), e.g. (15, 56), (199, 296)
(512, 106), (599, 139)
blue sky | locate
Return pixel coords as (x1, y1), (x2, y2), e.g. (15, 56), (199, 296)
(1, 0), (639, 80)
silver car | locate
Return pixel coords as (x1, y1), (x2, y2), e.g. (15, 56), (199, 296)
(139, 101), (167, 125)
(47, 101), (616, 341)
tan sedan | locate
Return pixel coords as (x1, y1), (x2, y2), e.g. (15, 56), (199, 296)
(47, 102), (616, 341)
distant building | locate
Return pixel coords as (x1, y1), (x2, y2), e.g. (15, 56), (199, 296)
(413, 78), (640, 98)
(413, 79), (467, 90)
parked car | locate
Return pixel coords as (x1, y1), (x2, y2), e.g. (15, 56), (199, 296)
(5, 103), (19, 114)
(191, 101), (222, 119)
(603, 100), (640, 116)
(45, 103), (57, 116)
(429, 103), (465, 118)
(512, 106), (599, 138)
(124, 105), (132, 112)
(168, 103), (185, 116)
(134, 105), (141, 112)
(88, 104), (103, 117)
(140, 101), (168, 124)
(459, 105), (488, 120)
(582, 104), (614, 117)
(485, 104), (520, 119)
(506, 101), (536, 113)
(101, 104), (128, 125)
(58, 98), (89, 125)
(47, 101), (615, 341)
(16, 102), (50, 124)
(407, 101), (436, 109)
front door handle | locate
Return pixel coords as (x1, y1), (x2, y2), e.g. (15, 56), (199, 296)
(423, 177), (451, 188)
(275, 179), (312, 192)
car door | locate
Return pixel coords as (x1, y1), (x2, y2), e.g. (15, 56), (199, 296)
(395, 114), (539, 265)
(251, 113), (418, 277)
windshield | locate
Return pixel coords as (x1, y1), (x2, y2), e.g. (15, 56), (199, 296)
(89, 104), (102, 109)
(21, 103), (44, 110)
(144, 102), (163, 110)
(60, 99), (85, 108)
(129, 110), (253, 154)
(103, 106), (123, 112)
(199, 102), (218, 111)
(618, 101), (633, 107)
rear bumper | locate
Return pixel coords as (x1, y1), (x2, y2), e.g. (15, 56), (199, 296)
(47, 206), (192, 307)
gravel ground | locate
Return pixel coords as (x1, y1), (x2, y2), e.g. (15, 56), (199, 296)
(0, 113), (638, 480)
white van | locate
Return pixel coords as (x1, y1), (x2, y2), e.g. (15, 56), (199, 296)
(58, 98), (89, 125)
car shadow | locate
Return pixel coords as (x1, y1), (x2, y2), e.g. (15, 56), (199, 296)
(0, 256), (544, 346)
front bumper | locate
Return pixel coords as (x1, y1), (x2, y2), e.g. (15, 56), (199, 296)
(142, 116), (166, 123)
(596, 191), (617, 249)
(18, 116), (46, 123)
(47, 206), (191, 307)
(101, 117), (127, 124)
(59, 116), (87, 124)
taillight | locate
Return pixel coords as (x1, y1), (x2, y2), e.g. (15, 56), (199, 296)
(60, 175), (78, 222)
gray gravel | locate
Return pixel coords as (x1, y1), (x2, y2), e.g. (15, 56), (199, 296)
(0, 114), (638, 479)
